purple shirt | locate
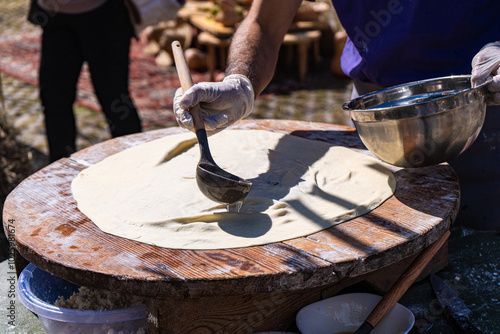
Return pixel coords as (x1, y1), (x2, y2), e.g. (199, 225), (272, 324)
(332, 0), (500, 87)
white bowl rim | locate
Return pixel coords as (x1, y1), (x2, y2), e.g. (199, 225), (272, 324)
(296, 292), (415, 334)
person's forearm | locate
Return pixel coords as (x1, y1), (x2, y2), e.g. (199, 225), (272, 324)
(225, 0), (301, 97)
(225, 19), (281, 96)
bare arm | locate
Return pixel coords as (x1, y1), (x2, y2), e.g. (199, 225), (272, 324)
(225, 0), (302, 96)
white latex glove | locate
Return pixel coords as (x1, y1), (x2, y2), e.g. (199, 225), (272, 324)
(173, 74), (254, 133)
(471, 42), (500, 105)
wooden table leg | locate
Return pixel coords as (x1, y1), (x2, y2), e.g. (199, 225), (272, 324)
(297, 41), (309, 82)
(206, 45), (216, 82)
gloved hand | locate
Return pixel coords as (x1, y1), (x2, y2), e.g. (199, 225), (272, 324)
(471, 42), (500, 105)
(173, 74), (254, 133)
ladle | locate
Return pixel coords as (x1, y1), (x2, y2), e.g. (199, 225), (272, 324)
(171, 41), (252, 205)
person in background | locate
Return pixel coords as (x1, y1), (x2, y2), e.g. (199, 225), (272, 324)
(30, 0), (142, 162)
(173, 0), (500, 230)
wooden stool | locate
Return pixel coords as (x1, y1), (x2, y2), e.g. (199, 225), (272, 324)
(197, 31), (232, 81)
(282, 30), (321, 81)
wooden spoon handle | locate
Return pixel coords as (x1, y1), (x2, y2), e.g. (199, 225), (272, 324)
(360, 230), (451, 332)
(172, 40), (205, 131)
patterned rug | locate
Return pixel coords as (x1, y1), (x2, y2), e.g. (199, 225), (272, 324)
(0, 30), (212, 127)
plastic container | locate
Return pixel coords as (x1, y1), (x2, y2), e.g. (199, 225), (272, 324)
(18, 263), (147, 334)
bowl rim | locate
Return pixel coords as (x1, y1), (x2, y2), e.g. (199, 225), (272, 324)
(343, 74), (490, 115)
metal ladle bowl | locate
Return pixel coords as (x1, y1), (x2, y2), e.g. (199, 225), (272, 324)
(342, 75), (491, 168)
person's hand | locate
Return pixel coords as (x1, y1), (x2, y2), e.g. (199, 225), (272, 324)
(471, 42), (500, 105)
(173, 74), (254, 134)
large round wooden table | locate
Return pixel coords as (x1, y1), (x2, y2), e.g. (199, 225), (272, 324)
(3, 119), (459, 333)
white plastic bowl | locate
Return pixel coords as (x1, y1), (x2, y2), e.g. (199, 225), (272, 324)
(296, 293), (414, 334)
(17, 263), (147, 334)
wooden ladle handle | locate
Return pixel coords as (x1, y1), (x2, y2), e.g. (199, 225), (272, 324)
(171, 40), (205, 131)
(356, 229), (451, 333)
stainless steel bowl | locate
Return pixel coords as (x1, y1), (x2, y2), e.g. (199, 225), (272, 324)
(342, 75), (491, 167)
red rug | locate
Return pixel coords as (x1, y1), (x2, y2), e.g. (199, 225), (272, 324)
(0, 30), (212, 127)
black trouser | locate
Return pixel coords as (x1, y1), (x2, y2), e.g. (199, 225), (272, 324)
(39, 0), (141, 162)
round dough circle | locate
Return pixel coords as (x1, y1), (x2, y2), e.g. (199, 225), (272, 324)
(72, 130), (396, 249)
